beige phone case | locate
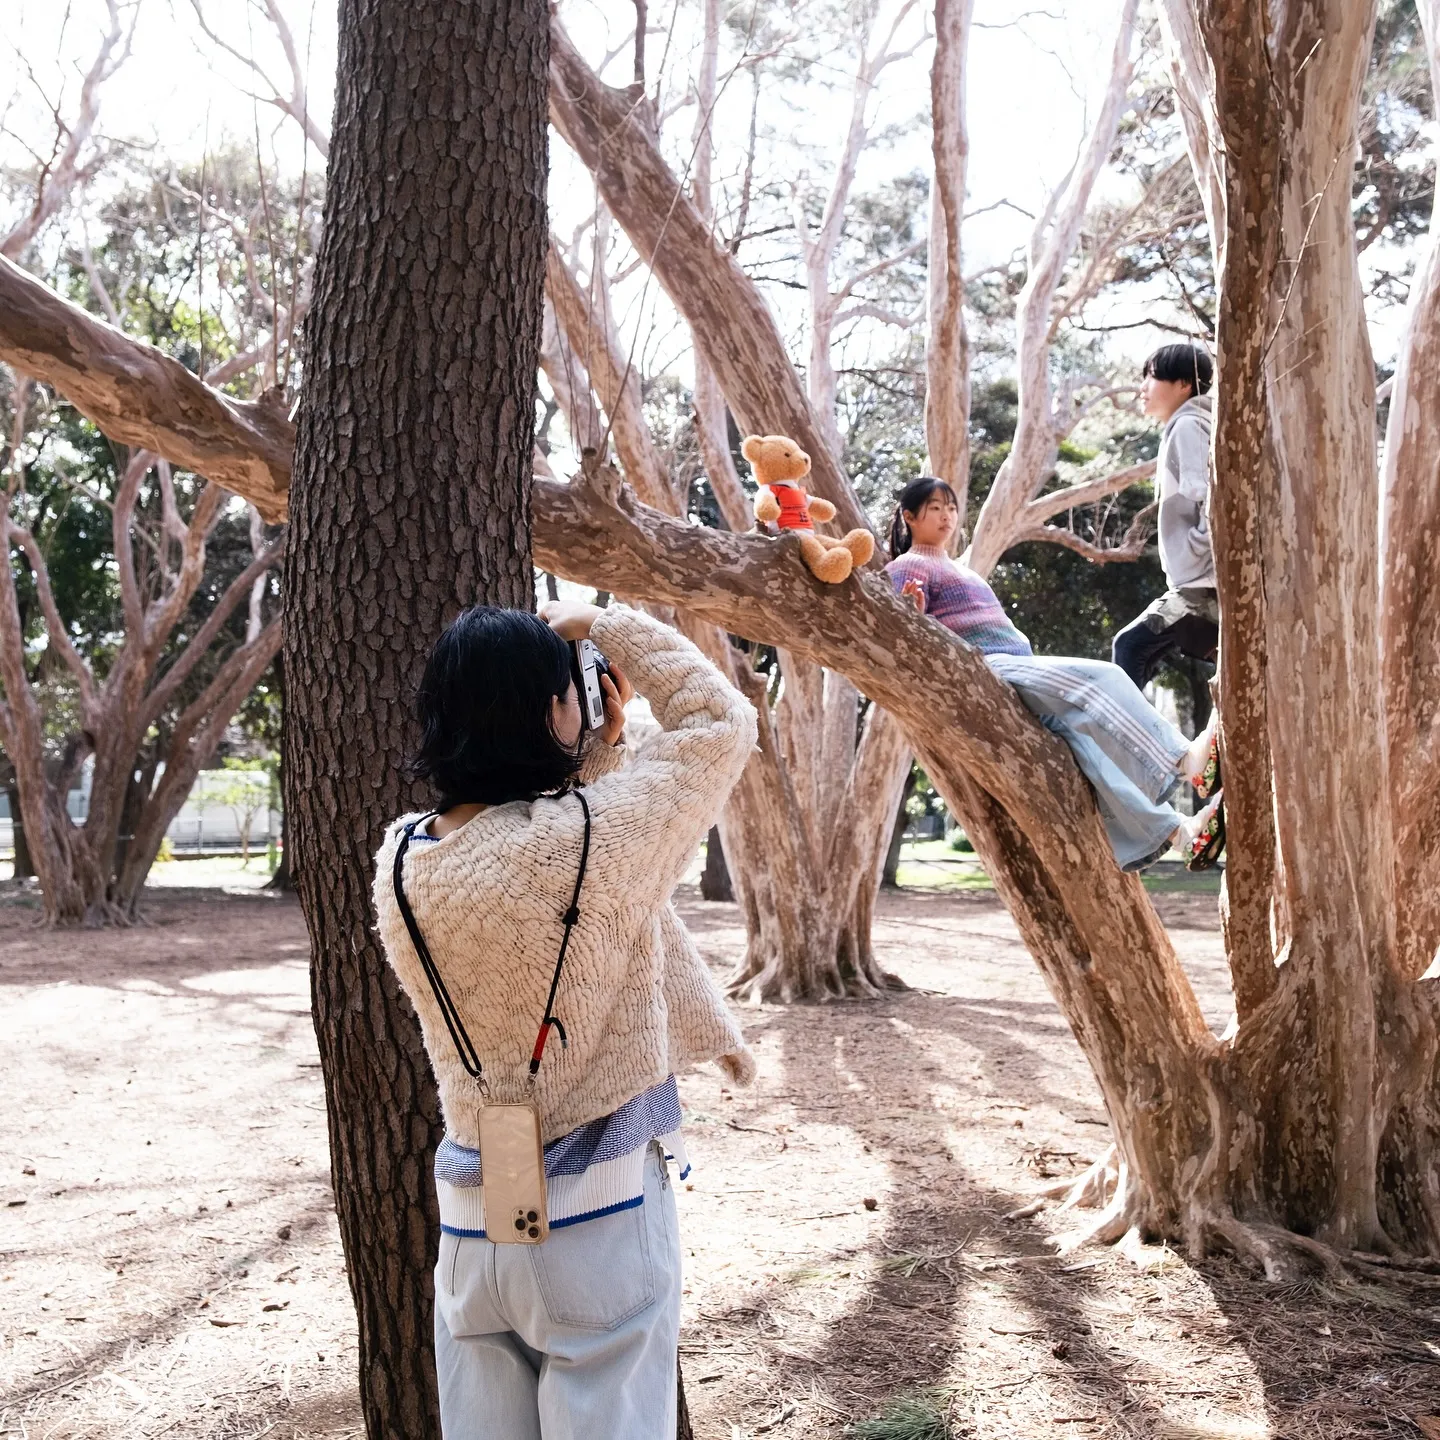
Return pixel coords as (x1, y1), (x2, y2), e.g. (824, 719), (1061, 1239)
(479, 1103), (549, 1244)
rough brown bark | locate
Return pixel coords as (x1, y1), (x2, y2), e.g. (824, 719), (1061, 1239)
(5, 778), (33, 880)
(284, 0), (547, 1436)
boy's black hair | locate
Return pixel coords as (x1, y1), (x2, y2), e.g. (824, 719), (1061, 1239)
(1142, 342), (1214, 396)
(889, 476), (961, 557)
(409, 607), (582, 808)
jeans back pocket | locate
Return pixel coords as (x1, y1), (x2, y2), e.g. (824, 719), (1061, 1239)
(529, 1201), (656, 1331)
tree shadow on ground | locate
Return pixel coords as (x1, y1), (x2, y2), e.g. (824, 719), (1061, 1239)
(697, 976), (1439, 1439)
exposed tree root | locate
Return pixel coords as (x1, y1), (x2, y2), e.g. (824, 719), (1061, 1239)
(1054, 1159), (1143, 1253)
(1043, 1145), (1119, 1210)
(1200, 1213), (1351, 1284)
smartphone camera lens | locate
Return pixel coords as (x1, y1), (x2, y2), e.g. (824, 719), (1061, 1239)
(528, 1225), (540, 1238)
(514, 1216), (526, 1231)
(526, 1211), (538, 1223)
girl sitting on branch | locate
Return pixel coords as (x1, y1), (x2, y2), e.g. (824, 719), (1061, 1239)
(885, 477), (1222, 872)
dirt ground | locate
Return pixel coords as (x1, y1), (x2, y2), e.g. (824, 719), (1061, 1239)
(2, 870), (1438, 1440)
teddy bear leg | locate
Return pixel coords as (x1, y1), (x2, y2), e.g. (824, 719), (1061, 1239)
(798, 533), (853, 584)
(842, 529), (876, 567)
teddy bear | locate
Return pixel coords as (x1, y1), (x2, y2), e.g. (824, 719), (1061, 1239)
(742, 434), (875, 584)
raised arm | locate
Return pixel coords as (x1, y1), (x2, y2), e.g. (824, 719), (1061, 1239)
(570, 606), (757, 900)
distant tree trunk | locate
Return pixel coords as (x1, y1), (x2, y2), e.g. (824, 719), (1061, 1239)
(5, 779), (31, 880)
(700, 825), (732, 902)
(882, 767), (916, 888)
(284, 0), (547, 1436)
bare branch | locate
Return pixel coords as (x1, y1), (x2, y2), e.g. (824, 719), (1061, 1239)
(1, 0), (138, 258)
(1007, 502), (1156, 563)
(5, 521), (97, 709)
(140, 529), (286, 728)
(0, 255), (291, 521)
(1024, 459), (1156, 524)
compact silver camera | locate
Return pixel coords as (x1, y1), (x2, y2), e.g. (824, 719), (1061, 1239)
(570, 638), (612, 732)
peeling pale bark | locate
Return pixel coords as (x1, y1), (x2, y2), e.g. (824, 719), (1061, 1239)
(1381, 0), (1440, 983)
(926, 0), (975, 504)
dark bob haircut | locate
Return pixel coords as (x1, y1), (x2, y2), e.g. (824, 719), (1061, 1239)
(408, 607), (581, 808)
(888, 475), (961, 558)
(1142, 342), (1213, 396)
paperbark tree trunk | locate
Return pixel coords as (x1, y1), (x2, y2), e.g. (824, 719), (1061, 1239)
(0, 434), (285, 924)
(1381, 0), (1440, 983)
(284, 0), (546, 1435)
(926, 0), (975, 506)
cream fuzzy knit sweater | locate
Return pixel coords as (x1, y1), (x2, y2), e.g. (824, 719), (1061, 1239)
(373, 606), (759, 1146)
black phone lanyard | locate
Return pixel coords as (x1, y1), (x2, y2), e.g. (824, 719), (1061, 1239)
(390, 790), (592, 1085)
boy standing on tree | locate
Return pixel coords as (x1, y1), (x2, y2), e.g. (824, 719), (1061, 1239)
(1112, 343), (1218, 691)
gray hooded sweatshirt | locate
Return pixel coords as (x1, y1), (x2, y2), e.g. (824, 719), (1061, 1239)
(1156, 392), (1214, 589)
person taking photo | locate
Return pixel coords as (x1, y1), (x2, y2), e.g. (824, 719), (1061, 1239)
(372, 600), (757, 1440)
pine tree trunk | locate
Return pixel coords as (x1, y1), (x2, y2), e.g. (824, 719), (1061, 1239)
(284, 0), (547, 1433)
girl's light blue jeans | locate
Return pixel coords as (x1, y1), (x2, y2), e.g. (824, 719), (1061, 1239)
(986, 654), (1190, 871)
(433, 1144), (681, 1440)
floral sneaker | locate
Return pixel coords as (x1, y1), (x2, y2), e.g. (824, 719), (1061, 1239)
(1191, 729), (1221, 801)
(1186, 792), (1225, 872)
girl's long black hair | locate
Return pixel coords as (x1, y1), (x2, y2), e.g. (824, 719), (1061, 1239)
(888, 476), (961, 557)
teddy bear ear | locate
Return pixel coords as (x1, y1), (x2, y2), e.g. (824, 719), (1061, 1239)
(740, 435), (765, 462)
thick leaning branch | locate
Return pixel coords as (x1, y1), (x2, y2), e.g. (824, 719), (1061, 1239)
(0, 257), (293, 522)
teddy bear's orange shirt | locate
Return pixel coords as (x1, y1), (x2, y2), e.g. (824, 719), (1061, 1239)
(769, 482), (812, 531)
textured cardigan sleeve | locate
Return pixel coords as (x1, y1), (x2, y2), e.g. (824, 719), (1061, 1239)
(582, 606), (757, 901)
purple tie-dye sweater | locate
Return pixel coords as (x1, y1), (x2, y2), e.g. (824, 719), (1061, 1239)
(885, 545), (1032, 657)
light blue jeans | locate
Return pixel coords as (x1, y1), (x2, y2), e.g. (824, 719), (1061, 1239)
(433, 1144), (681, 1440)
(986, 654), (1190, 871)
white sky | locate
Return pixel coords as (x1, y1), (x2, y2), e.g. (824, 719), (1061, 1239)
(4, 0), (1123, 266)
(4, 0), (1425, 387)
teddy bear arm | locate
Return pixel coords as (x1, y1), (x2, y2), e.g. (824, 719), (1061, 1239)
(754, 487), (782, 523)
(807, 497), (837, 522)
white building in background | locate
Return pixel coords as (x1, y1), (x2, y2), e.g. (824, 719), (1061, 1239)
(0, 760), (280, 856)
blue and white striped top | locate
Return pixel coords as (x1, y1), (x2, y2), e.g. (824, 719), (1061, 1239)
(410, 830), (690, 1237)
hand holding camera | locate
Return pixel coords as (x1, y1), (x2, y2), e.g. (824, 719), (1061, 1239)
(540, 602), (633, 747)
